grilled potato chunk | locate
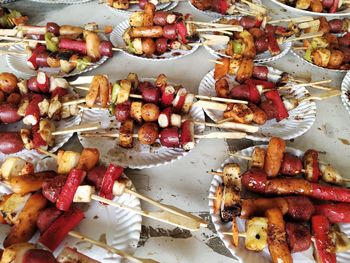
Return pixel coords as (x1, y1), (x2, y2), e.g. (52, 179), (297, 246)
(223, 103), (254, 124)
(245, 217), (268, 251)
(57, 150), (81, 174)
(1, 158), (34, 180)
(251, 147), (266, 169)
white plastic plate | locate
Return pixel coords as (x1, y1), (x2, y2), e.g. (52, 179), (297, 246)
(110, 20), (199, 61)
(209, 145), (350, 263)
(198, 68), (317, 141)
(341, 71), (350, 115)
(0, 157), (142, 262)
(78, 77), (205, 169)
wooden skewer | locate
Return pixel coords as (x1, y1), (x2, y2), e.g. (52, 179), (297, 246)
(279, 79), (332, 90)
(302, 89), (341, 101)
(51, 122), (101, 136)
(268, 16), (314, 24)
(298, 20), (320, 29)
(69, 231), (159, 263)
(196, 27), (242, 32)
(90, 194), (202, 231)
(81, 130), (247, 140)
(240, 0), (267, 13)
(292, 46), (308, 50)
(283, 32), (323, 43)
(124, 188), (207, 226)
(187, 21), (242, 28)
(194, 121), (259, 133)
(37, 148), (58, 159)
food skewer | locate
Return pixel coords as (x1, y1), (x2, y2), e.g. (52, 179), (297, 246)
(18, 148), (208, 229)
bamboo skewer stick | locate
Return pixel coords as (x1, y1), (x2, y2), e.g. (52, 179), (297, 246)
(51, 122), (101, 136)
(69, 231), (159, 263)
(279, 79), (332, 90)
(81, 130), (247, 139)
(240, 0), (267, 13)
(302, 89), (341, 101)
(268, 16), (314, 24)
(31, 148), (209, 229)
(124, 188), (207, 226)
(283, 32), (323, 43)
(90, 194), (203, 231)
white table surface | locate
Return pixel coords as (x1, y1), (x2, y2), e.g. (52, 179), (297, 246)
(1, 0), (350, 262)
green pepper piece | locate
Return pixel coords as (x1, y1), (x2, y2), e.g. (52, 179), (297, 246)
(76, 57), (91, 71)
(108, 104), (116, 116)
(304, 46), (313, 63)
(311, 40), (318, 50)
(126, 40), (136, 54)
(233, 41), (242, 54)
(110, 82), (121, 103)
(45, 32), (58, 53)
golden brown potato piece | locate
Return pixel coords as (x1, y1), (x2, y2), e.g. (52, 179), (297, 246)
(239, 30), (256, 59)
(236, 58), (254, 83)
(264, 137), (286, 177)
(0, 73), (18, 94)
(328, 50), (344, 69)
(251, 147), (266, 169)
(265, 208), (293, 263)
(312, 48), (331, 67)
(138, 122), (159, 145)
(215, 78), (230, 98)
(3, 192), (47, 248)
(248, 103), (267, 125)
(296, 0), (311, 9)
(76, 148), (100, 171)
(214, 58), (230, 81)
(119, 119), (134, 148)
(141, 103), (160, 122)
(223, 103), (253, 124)
(310, 0), (323, 13)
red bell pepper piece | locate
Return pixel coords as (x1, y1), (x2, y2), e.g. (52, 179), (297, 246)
(99, 164), (124, 201)
(315, 203), (350, 223)
(244, 79), (261, 104)
(32, 126), (48, 150)
(176, 21), (188, 44)
(27, 45), (46, 70)
(311, 183), (350, 203)
(264, 24), (275, 35)
(213, 0), (229, 14)
(24, 94), (44, 126)
(330, 0), (339, 13)
(311, 215), (336, 263)
(267, 33), (281, 56)
(302, 149), (321, 182)
(252, 79), (275, 89)
(56, 168), (85, 211)
(39, 208), (85, 251)
(51, 87), (68, 98)
(264, 90), (289, 121)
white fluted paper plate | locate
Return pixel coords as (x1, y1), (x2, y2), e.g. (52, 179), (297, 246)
(110, 20), (199, 61)
(0, 157), (142, 262)
(105, 1), (178, 16)
(78, 78), (205, 169)
(188, 0), (262, 18)
(269, 0), (350, 17)
(341, 72), (350, 115)
(0, 113), (81, 163)
(28, 0), (92, 3)
(291, 45), (349, 73)
(6, 43), (109, 77)
(198, 68), (317, 141)
(209, 145), (350, 263)
(203, 16), (291, 63)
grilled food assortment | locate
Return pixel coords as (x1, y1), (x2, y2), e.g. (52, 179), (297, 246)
(293, 17), (350, 70)
(212, 137), (350, 263)
(0, 7), (28, 28)
(213, 58), (305, 124)
(3, 22), (113, 74)
(208, 16), (291, 59)
(276, 0), (349, 13)
(122, 3), (199, 57)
